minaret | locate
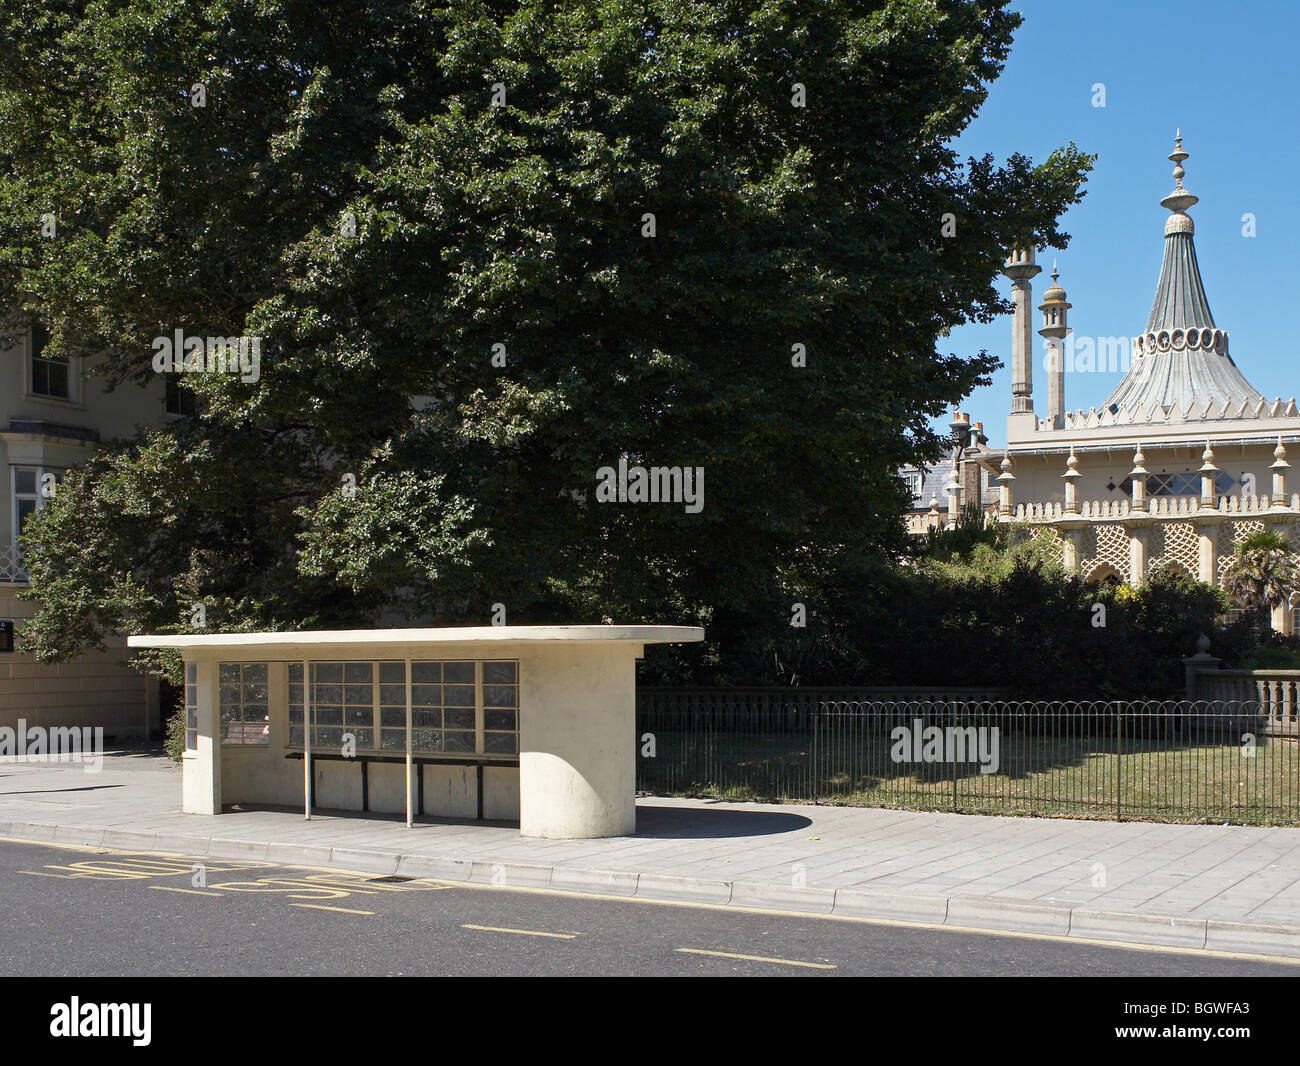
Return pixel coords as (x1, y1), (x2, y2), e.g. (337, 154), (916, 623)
(1002, 248), (1041, 441)
(1038, 261), (1070, 429)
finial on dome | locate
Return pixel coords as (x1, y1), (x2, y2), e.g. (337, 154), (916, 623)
(1161, 130), (1198, 214)
(1042, 261), (1066, 301)
(1170, 130), (1188, 184)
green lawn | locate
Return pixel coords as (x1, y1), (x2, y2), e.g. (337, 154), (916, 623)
(636, 731), (1300, 825)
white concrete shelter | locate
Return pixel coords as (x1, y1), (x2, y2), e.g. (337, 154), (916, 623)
(127, 626), (704, 839)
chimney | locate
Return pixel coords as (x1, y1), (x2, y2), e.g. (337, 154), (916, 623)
(950, 410), (970, 445)
(961, 451), (983, 507)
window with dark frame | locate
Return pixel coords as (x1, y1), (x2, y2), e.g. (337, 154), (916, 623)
(165, 376), (198, 417)
(218, 662), (269, 745)
(287, 659), (519, 756)
(1119, 472), (1238, 497)
(13, 468), (38, 542)
(29, 324), (70, 399)
(184, 663), (198, 750)
(12, 466), (62, 545)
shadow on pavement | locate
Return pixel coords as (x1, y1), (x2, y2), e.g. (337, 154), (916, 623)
(224, 802), (518, 830)
(635, 805), (812, 838)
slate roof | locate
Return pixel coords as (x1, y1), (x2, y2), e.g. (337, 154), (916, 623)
(903, 449), (998, 510)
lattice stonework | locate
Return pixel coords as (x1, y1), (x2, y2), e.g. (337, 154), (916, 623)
(1151, 521), (1199, 579)
(1217, 520), (1266, 585)
(1082, 524), (1128, 582)
(1074, 526), (1098, 577)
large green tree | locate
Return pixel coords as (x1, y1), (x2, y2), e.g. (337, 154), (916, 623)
(0, 0), (1090, 681)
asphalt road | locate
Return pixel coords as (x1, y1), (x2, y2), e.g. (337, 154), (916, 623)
(1, 839), (1296, 977)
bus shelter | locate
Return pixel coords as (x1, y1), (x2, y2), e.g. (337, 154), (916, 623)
(127, 626), (704, 839)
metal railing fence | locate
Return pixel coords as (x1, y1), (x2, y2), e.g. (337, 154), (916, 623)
(635, 696), (1298, 825)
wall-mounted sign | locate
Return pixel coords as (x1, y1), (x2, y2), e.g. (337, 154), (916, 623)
(0, 620), (13, 653)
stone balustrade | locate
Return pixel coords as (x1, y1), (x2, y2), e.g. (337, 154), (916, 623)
(1191, 669), (1300, 737)
(1007, 493), (1300, 524)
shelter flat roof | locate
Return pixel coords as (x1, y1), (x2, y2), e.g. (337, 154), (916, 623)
(128, 625), (705, 653)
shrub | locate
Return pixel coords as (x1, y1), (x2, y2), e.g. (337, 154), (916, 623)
(1242, 645), (1300, 670)
(164, 706), (186, 763)
(642, 532), (1280, 699)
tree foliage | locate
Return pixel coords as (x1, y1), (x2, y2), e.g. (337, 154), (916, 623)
(0, 1), (1092, 676)
(915, 501), (1007, 562)
(1222, 529), (1300, 627)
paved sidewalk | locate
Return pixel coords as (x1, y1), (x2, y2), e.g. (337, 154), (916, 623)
(3, 752), (1300, 958)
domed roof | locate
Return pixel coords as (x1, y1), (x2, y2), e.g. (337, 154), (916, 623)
(1101, 134), (1265, 419)
(1040, 260), (1066, 302)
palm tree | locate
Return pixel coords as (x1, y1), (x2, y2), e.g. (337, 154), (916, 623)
(1222, 529), (1300, 631)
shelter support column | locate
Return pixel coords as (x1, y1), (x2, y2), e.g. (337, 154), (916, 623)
(181, 657), (222, 815)
(518, 644), (640, 839)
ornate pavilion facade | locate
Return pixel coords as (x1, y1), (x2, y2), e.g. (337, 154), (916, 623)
(921, 134), (1300, 630)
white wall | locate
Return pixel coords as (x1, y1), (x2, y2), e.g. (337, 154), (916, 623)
(518, 643), (639, 838)
(1011, 442), (1283, 506)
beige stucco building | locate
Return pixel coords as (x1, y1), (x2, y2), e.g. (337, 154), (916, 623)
(926, 135), (1300, 630)
(1, 324), (165, 737)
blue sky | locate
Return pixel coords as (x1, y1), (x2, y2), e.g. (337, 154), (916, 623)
(942, 0), (1299, 441)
